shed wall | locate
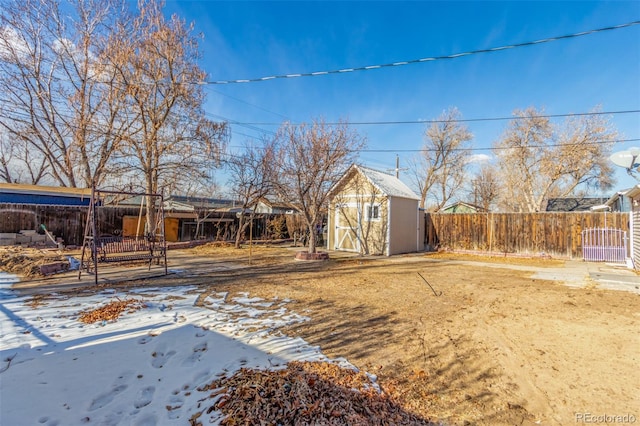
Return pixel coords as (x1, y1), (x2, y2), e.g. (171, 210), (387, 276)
(388, 196), (420, 255)
(633, 207), (640, 269)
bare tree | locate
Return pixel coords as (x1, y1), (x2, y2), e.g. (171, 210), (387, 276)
(410, 108), (473, 211)
(494, 107), (616, 212)
(0, 133), (50, 184)
(469, 163), (501, 211)
(274, 119), (365, 254)
(0, 0), (132, 187)
(112, 0), (228, 235)
(225, 141), (277, 249)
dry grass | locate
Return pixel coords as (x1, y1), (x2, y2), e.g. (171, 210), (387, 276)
(423, 250), (565, 267)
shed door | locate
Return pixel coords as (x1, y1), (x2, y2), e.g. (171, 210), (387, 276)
(334, 204), (359, 252)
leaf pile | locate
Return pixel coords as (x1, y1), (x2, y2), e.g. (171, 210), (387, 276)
(192, 361), (434, 426)
(78, 298), (146, 324)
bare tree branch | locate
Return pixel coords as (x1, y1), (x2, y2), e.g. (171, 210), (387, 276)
(0, 0), (132, 187)
(225, 140), (277, 248)
(274, 119), (365, 254)
(410, 108), (473, 211)
(494, 106), (616, 212)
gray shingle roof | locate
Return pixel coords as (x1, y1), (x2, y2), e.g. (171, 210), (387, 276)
(356, 165), (420, 200)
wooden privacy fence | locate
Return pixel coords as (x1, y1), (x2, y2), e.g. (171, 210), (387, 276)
(424, 212), (630, 258)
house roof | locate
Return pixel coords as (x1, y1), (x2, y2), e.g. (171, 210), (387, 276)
(441, 201), (486, 213)
(166, 195), (238, 210)
(590, 187), (635, 211)
(0, 183), (92, 206)
(331, 164), (420, 200)
(622, 185), (640, 200)
(256, 198), (301, 211)
(0, 183), (92, 196)
(545, 197), (610, 212)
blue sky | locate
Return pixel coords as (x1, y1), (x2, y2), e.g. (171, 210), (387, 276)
(163, 0), (640, 195)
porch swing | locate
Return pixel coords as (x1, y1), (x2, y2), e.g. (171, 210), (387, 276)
(78, 186), (168, 284)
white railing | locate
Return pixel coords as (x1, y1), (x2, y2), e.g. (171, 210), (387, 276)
(581, 228), (628, 263)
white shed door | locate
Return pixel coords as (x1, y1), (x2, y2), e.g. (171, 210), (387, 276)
(334, 205), (359, 252)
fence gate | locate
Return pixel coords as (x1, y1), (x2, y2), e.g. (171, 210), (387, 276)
(581, 228), (628, 263)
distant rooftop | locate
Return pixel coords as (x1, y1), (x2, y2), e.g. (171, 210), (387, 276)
(545, 197), (610, 212)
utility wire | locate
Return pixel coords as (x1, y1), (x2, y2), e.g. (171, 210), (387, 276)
(205, 21), (640, 85)
(205, 87), (290, 120)
(235, 109), (640, 126)
(357, 138), (640, 153)
(227, 137), (640, 153)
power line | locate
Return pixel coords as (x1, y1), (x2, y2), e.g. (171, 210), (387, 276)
(205, 21), (640, 85)
(357, 138), (640, 153)
(206, 87), (290, 120)
(254, 110), (640, 126)
(227, 137), (640, 153)
(216, 109), (640, 126)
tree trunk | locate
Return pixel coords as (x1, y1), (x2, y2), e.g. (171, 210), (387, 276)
(234, 215), (245, 249)
(307, 224), (317, 254)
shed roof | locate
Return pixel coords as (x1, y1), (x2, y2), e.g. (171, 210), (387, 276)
(332, 165), (420, 200)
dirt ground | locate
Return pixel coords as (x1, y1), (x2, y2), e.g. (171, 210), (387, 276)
(5, 244), (640, 425)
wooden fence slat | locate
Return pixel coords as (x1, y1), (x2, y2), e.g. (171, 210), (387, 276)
(424, 212), (630, 258)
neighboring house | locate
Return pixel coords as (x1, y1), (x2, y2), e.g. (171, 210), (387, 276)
(441, 201), (486, 214)
(163, 196), (239, 241)
(0, 184), (241, 244)
(545, 197), (609, 212)
(109, 196), (196, 242)
(327, 165), (423, 256)
(590, 188), (633, 212)
(622, 185), (640, 269)
(0, 183), (94, 245)
(254, 198), (300, 214)
(166, 195), (238, 211)
(0, 182), (92, 206)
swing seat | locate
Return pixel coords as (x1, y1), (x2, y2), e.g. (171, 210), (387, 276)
(78, 187), (168, 282)
(96, 236), (165, 265)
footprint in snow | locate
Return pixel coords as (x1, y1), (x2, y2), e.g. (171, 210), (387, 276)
(165, 395), (184, 420)
(192, 369), (211, 385)
(137, 335), (154, 345)
(98, 411), (124, 426)
(135, 414), (158, 426)
(151, 350), (176, 368)
(133, 386), (156, 409)
(114, 370), (135, 385)
(88, 384), (128, 411)
(193, 341), (207, 352)
(181, 342), (208, 367)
